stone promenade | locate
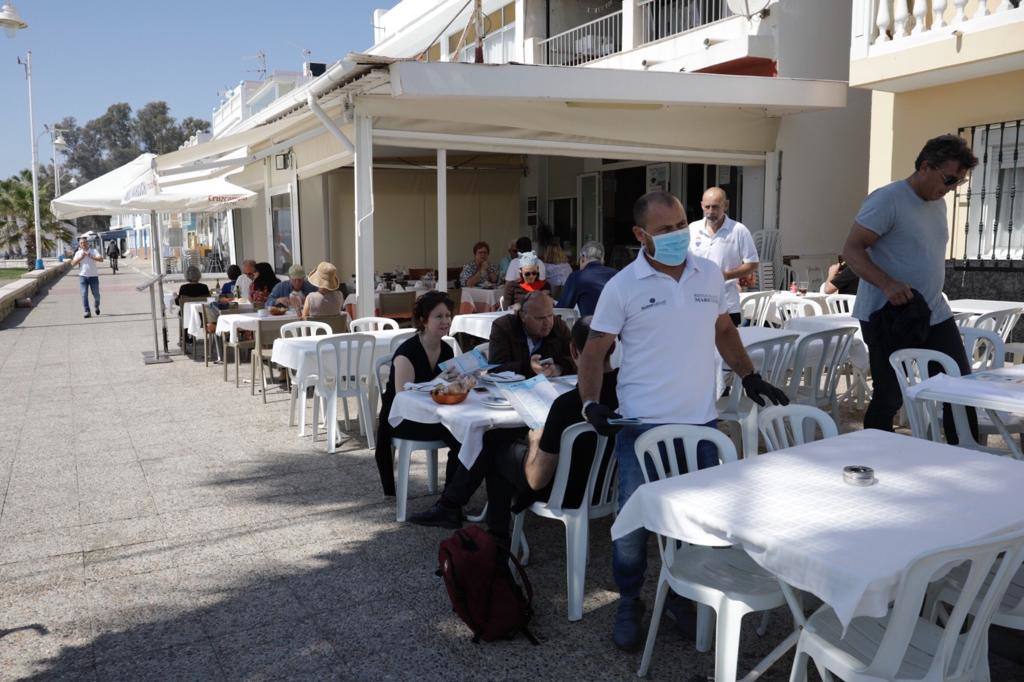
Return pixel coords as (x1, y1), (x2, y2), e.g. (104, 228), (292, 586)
(0, 264), (1021, 681)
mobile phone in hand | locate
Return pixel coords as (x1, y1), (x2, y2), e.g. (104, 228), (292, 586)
(539, 358), (554, 367)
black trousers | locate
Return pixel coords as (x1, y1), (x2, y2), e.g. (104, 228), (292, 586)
(861, 316), (978, 444)
(441, 427), (529, 538)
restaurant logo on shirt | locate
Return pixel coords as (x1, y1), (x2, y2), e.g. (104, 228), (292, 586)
(640, 297), (667, 311)
(693, 293), (719, 305)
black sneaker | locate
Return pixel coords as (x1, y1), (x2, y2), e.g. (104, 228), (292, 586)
(94, 308), (100, 316)
(408, 501), (463, 529)
(612, 597), (647, 652)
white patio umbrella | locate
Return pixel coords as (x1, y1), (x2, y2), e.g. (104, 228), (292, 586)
(51, 153), (255, 364)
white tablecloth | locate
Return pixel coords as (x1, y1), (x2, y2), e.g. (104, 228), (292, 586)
(183, 300), (253, 339)
(460, 287), (501, 312)
(388, 383), (573, 468)
(449, 311), (512, 340)
(215, 311), (299, 344)
(271, 328), (405, 382)
(783, 313), (869, 372)
(611, 429), (1024, 628)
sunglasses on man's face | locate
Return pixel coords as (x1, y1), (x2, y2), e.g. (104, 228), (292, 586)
(935, 166), (969, 188)
(522, 271), (539, 278)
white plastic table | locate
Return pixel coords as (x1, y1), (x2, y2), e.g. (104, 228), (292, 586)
(611, 429), (1024, 679)
(460, 287), (501, 312)
(449, 311), (512, 340)
(908, 368), (1024, 458)
(214, 311), (299, 344)
(948, 299), (1024, 316)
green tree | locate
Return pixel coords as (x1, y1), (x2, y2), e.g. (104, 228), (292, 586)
(0, 168), (73, 268)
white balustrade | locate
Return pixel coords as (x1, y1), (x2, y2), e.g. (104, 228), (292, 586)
(637, 0), (733, 46)
(864, 0), (1017, 47)
(537, 10), (623, 66)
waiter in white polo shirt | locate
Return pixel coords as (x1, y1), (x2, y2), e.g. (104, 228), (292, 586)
(576, 189), (788, 652)
(688, 187), (759, 326)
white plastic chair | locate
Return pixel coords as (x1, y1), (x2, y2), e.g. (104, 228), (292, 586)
(281, 321), (333, 436)
(350, 316), (399, 332)
(311, 333), (376, 453)
(783, 328), (856, 421)
(774, 294), (819, 323)
(508, 423), (613, 622)
(374, 352), (444, 521)
(960, 327), (1024, 450)
(972, 307), (1023, 342)
(790, 529), (1024, 682)
(739, 290), (773, 327)
(633, 425), (786, 681)
(442, 335), (462, 355)
(758, 404), (838, 452)
(825, 293), (856, 315)
(716, 334), (798, 458)
(553, 307), (578, 327)
(888, 349), (988, 453)
(388, 329), (417, 354)
(498, 295), (506, 311)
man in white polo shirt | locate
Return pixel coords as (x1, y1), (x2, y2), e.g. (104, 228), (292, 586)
(688, 187), (759, 326)
(577, 190), (788, 651)
(72, 235), (104, 319)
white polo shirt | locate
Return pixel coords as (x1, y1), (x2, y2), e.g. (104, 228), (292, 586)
(591, 251), (728, 423)
(688, 216), (758, 314)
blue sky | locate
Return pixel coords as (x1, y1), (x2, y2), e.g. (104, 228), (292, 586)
(0, 0), (388, 178)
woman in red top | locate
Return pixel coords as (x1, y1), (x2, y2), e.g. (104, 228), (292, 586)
(503, 251), (550, 310)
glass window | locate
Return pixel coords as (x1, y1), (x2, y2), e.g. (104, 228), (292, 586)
(271, 193), (294, 275)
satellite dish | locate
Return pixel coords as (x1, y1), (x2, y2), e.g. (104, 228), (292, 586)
(726, 0), (771, 18)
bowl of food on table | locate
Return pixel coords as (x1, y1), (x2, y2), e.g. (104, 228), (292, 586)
(268, 304), (288, 316)
(431, 375), (477, 405)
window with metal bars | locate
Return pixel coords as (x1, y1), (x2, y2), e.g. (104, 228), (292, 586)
(951, 120), (1023, 267)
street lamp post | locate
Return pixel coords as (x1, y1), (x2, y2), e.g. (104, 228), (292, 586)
(44, 125), (68, 261)
(0, 4), (44, 270)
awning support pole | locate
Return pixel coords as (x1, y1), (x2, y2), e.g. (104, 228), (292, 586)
(437, 149), (447, 293)
(308, 94), (355, 154)
(353, 112), (375, 320)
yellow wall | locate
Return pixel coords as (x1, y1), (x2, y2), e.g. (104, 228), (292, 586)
(325, 167), (522, 281)
(868, 69), (1024, 190)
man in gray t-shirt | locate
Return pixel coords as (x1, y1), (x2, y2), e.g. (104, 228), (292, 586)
(842, 134), (978, 437)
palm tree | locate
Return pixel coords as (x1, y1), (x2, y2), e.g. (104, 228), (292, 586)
(0, 168), (72, 269)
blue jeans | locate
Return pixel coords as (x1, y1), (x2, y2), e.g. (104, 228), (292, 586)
(612, 420), (719, 600)
(79, 276), (100, 312)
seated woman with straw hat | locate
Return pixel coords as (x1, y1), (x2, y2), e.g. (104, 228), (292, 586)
(301, 261), (345, 320)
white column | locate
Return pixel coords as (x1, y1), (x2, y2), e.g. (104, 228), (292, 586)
(876, 0), (893, 41)
(892, 0), (911, 38)
(622, 0), (640, 51)
(437, 149), (448, 293)
(353, 112), (376, 320)
(911, 0), (928, 33)
(932, 0), (948, 29)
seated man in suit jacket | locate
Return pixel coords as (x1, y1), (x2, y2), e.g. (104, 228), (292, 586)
(488, 291), (576, 378)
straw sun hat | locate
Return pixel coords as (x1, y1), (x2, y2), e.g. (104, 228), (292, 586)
(308, 262), (340, 290)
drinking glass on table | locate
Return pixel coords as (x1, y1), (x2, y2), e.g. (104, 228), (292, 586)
(797, 281), (809, 296)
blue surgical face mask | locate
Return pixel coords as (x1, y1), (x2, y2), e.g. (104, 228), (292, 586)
(642, 227), (690, 267)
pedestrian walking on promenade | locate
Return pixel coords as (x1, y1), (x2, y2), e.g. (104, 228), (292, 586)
(72, 236), (103, 318)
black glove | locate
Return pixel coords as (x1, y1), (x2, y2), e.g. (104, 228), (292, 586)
(741, 372), (789, 407)
(583, 402), (623, 437)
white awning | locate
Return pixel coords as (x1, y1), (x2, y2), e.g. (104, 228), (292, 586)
(51, 153), (255, 219)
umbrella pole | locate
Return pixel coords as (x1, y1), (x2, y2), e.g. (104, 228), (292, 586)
(151, 210), (171, 354)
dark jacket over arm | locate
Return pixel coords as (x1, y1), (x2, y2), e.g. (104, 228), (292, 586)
(488, 313), (576, 378)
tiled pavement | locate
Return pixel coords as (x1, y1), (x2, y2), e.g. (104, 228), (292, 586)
(1, 264), (1021, 681)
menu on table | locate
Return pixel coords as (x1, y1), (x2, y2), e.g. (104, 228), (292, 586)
(439, 348), (497, 375)
(498, 375), (563, 429)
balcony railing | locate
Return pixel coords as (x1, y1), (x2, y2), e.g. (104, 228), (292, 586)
(638, 0), (732, 45)
(951, 119), (1024, 264)
(538, 10), (623, 66)
(865, 0), (1020, 49)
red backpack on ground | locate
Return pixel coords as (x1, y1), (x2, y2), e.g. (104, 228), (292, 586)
(436, 525), (538, 644)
